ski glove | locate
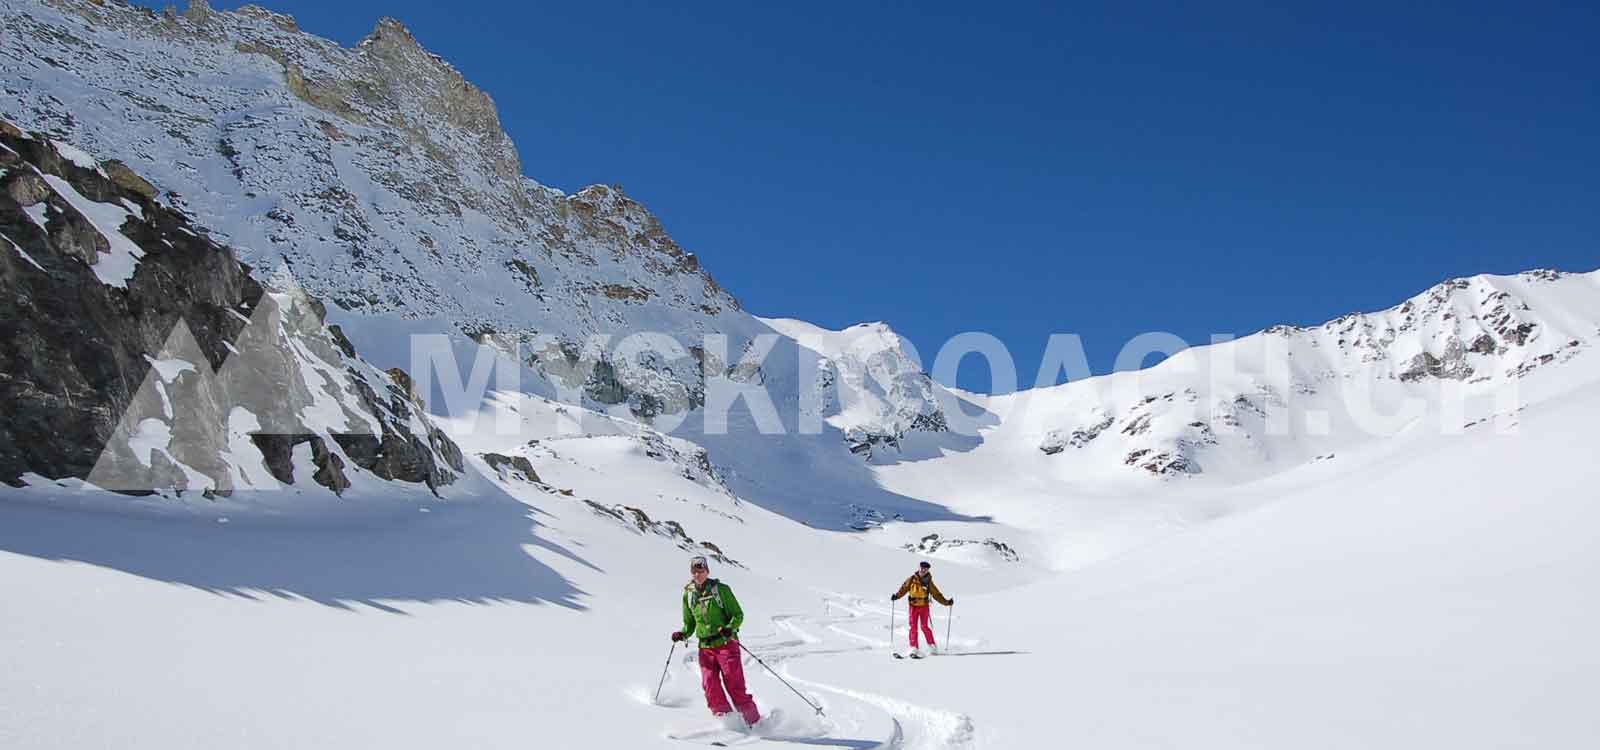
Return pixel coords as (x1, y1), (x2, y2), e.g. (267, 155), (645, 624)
(716, 626), (734, 638)
(671, 631), (686, 642)
(947, 598), (955, 605)
(890, 594), (901, 601)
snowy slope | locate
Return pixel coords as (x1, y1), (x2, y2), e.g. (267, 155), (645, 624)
(830, 376), (1600, 749)
(870, 269), (1600, 569)
(0, 388), (1013, 749)
(4, 341), (1597, 749)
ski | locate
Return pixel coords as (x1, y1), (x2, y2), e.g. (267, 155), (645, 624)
(668, 708), (784, 745)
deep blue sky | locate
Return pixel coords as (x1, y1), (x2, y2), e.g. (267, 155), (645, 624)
(200, 1), (1595, 391)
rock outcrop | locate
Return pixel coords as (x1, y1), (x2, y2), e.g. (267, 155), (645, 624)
(583, 500), (742, 567)
(1039, 410), (1113, 455)
(0, 0), (753, 425)
(903, 533), (1020, 563)
(0, 123), (463, 496)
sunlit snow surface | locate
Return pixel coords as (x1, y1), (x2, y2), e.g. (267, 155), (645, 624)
(5, 375), (1600, 748)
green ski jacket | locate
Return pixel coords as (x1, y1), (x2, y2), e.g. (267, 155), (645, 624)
(682, 578), (744, 649)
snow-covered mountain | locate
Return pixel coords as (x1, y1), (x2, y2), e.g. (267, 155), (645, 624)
(1, 121), (465, 504)
(0, 0), (763, 417)
(4, 0), (1600, 525)
(868, 268), (1600, 570)
(1014, 269), (1599, 480)
(760, 318), (951, 460)
(1, 0), (740, 330)
(0, 0), (964, 469)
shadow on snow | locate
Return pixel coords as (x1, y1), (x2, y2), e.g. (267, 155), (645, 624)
(0, 478), (593, 614)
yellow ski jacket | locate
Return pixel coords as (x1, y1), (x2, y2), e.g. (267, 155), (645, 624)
(892, 571), (951, 607)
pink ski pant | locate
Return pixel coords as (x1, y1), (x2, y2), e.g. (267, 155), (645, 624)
(908, 604), (936, 648)
(698, 640), (760, 725)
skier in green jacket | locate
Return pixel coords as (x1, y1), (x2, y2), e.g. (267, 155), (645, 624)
(672, 555), (761, 727)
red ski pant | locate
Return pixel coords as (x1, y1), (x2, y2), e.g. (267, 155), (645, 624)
(698, 640), (760, 725)
(908, 604), (936, 648)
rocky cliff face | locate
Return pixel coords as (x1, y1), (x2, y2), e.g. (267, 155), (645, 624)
(0, 0), (757, 424)
(0, 0), (953, 515)
(0, 121), (463, 496)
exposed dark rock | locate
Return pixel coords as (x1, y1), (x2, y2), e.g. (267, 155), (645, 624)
(636, 432), (729, 491)
(504, 257), (540, 291)
(1040, 411), (1114, 455)
(0, 123), (462, 496)
(1502, 322), (1537, 346)
(584, 358), (627, 405)
(249, 434), (299, 486)
(1120, 413), (1154, 437)
(481, 451), (540, 483)
(101, 160), (160, 201)
(908, 411), (948, 433)
(1124, 449), (1197, 476)
(309, 436), (350, 494)
(1398, 338), (1474, 382)
(582, 499), (742, 566)
(326, 324), (359, 360)
(903, 533), (1020, 563)
(330, 367), (464, 492)
(1509, 354), (1557, 379)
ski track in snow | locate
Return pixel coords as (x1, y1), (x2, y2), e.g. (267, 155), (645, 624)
(660, 594), (976, 749)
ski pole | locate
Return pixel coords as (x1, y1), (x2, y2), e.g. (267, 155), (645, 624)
(652, 641), (678, 705)
(889, 597), (895, 647)
(736, 640), (825, 716)
(945, 601), (953, 647)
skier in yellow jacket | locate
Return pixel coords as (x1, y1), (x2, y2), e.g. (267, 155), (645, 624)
(890, 561), (954, 657)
